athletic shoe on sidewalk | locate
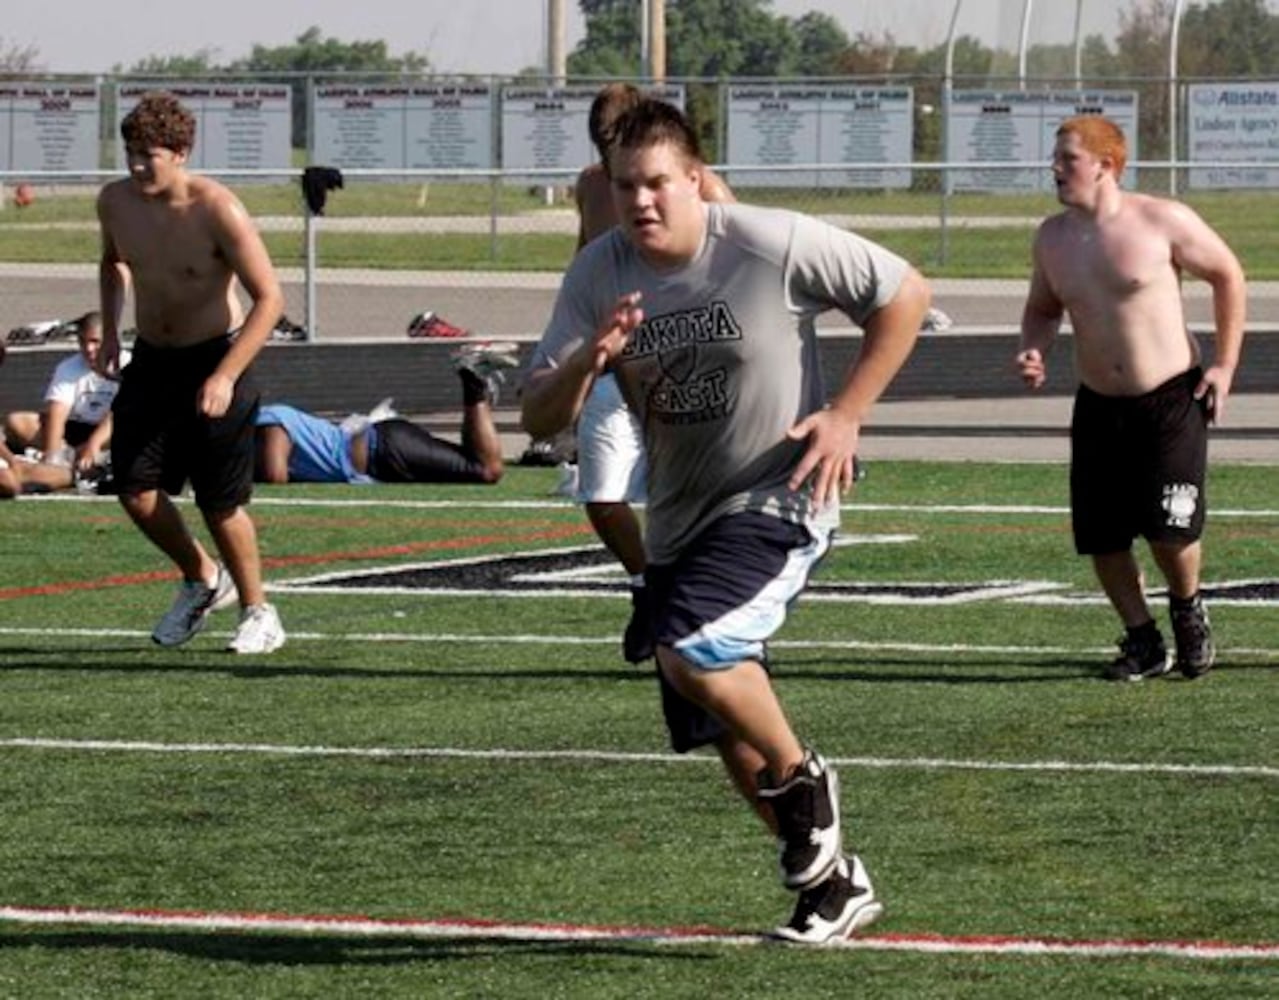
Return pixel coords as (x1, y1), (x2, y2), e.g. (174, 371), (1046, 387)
(772, 854), (883, 945)
(407, 311), (469, 338)
(152, 564), (237, 647)
(227, 603), (286, 655)
(757, 749), (842, 890)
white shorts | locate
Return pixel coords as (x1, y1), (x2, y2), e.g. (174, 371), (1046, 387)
(575, 373), (646, 503)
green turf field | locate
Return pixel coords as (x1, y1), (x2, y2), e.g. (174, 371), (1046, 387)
(0, 462), (1275, 997)
(4, 185), (1279, 278)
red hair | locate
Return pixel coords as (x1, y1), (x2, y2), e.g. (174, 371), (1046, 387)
(1057, 115), (1127, 177)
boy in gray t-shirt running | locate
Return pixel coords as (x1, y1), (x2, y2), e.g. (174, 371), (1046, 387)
(523, 98), (930, 944)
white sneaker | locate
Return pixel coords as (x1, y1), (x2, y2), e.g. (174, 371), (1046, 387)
(366, 397), (398, 424)
(227, 603), (286, 655)
(152, 564), (237, 647)
(340, 397), (398, 435)
(451, 341), (520, 379)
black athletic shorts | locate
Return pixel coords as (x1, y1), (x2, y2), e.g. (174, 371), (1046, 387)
(64, 420), (97, 448)
(646, 512), (830, 754)
(366, 418), (488, 484)
(110, 336), (260, 512)
(1070, 367), (1209, 555)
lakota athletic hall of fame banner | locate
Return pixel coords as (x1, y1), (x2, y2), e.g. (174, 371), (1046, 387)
(725, 85), (913, 189)
(499, 85), (685, 180)
(0, 84), (100, 171)
(115, 83), (292, 173)
(945, 90), (1138, 193)
(310, 84), (494, 172)
(1187, 82), (1279, 189)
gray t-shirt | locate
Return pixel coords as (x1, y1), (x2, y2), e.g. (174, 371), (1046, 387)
(532, 201), (909, 564)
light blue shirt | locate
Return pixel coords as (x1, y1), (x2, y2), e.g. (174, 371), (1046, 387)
(256, 404), (371, 484)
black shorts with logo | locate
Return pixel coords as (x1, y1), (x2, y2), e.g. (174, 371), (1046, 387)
(111, 336), (260, 512)
(1070, 367), (1208, 555)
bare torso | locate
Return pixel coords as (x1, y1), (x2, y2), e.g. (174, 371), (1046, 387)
(1035, 192), (1199, 395)
(575, 163), (618, 246)
(99, 175), (244, 348)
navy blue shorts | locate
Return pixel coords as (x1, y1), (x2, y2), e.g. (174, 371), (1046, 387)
(646, 511), (831, 753)
(1070, 368), (1209, 554)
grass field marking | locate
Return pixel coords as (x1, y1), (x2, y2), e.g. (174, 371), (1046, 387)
(270, 541), (610, 587)
(2, 625), (1275, 661)
(0, 905), (1274, 959)
(0, 527), (597, 603)
(3, 737), (1276, 780)
(25, 493), (1279, 519)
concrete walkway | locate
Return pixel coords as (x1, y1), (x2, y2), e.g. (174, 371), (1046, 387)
(432, 394), (1279, 466)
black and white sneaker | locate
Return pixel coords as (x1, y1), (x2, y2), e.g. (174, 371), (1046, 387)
(772, 854), (883, 945)
(758, 749), (842, 890)
(1106, 627), (1172, 682)
(1170, 594), (1215, 679)
(152, 564), (237, 647)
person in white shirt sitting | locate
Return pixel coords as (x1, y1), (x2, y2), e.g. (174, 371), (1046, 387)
(2, 311), (129, 474)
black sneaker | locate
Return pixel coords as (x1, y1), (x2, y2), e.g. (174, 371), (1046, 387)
(1106, 627), (1172, 682)
(1170, 595), (1215, 679)
(622, 585), (654, 663)
(757, 750), (841, 890)
(772, 854), (883, 945)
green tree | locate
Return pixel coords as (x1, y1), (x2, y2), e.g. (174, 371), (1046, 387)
(566, 1), (642, 77)
(1115, 0), (1175, 158)
(118, 49), (220, 77)
(230, 27), (431, 147)
(789, 11), (852, 77)
(570, 1), (802, 160)
(1179, 0), (1279, 76)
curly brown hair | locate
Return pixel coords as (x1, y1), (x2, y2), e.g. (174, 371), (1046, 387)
(120, 91), (197, 153)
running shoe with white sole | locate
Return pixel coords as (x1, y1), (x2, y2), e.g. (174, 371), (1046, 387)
(772, 854), (884, 945)
(152, 564), (237, 647)
(1106, 627), (1172, 682)
(227, 603), (286, 655)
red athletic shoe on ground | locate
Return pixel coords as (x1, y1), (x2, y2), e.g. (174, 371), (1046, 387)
(407, 311), (470, 338)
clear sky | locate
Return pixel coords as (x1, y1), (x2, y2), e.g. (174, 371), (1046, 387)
(12, 1), (1123, 77)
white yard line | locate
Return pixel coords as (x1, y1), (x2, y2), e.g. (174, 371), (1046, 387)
(2, 625), (1274, 659)
(22, 492), (1279, 518)
(1, 735), (1275, 781)
(0, 904), (1274, 959)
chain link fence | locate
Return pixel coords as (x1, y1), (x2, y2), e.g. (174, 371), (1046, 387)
(0, 72), (1275, 340)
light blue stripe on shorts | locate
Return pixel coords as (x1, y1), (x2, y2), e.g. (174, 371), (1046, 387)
(673, 523), (832, 669)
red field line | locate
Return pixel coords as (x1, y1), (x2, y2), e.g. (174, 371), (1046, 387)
(0, 523), (593, 602)
(0, 904), (1276, 960)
